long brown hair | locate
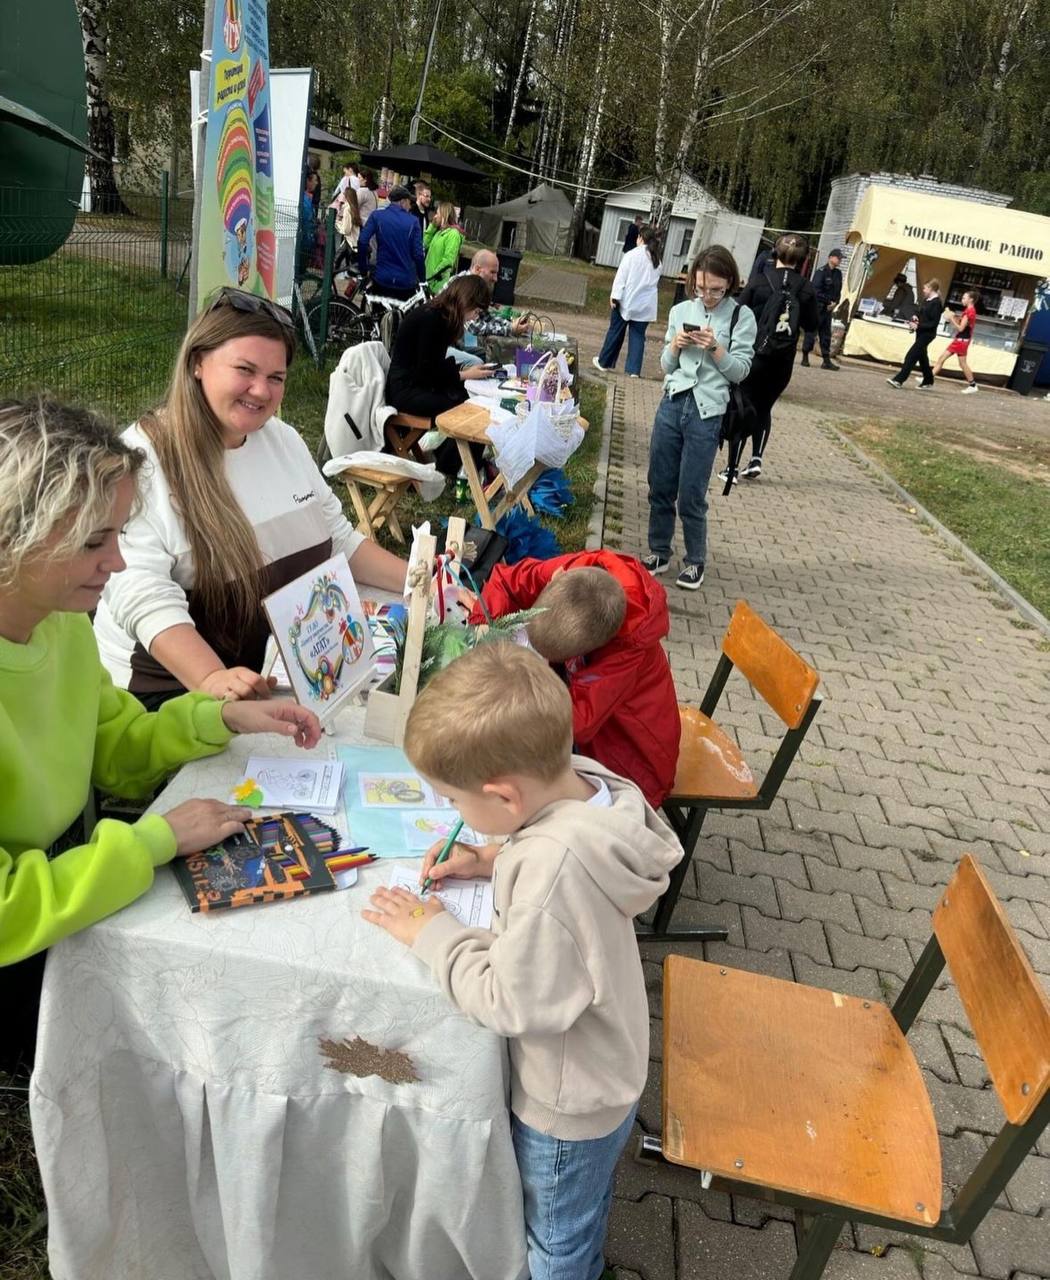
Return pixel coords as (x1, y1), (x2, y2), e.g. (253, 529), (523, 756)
(429, 274), (491, 340)
(140, 302), (296, 641)
(639, 224), (661, 270)
(343, 185), (361, 229)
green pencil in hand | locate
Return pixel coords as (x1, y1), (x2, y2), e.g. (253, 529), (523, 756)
(422, 818), (464, 894)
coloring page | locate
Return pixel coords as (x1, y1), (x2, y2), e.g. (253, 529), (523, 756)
(400, 812), (481, 852)
(386, 865), (494, 930)
(359, 772), (436, 809)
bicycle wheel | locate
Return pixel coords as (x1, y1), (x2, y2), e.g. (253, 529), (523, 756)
(304, 298), (379, 355)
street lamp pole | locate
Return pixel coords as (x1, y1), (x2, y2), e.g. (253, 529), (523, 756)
(408, 0), (443, 145)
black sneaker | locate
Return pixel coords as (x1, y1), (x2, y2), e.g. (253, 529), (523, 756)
(676, 563), (704, 590)
(641, 554), (670, 575)
(741, 456), (763, 480)
(800, 353), (810, 367)
(717, 466), (738, 485)
(821, 358), (841, 371)
(886, 377), (903, 389)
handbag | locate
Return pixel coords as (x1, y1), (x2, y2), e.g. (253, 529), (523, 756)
(433, 524), (508, 588)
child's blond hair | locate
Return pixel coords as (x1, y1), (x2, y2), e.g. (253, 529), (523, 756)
(526, 567), (626, 662)
(404, 643), (573, 788)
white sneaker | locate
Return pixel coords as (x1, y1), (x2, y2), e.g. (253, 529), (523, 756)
(962, 383), (978, 394)
(591, 356), (613, 373)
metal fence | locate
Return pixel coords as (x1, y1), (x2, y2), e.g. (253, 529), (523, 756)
(0, 178), (193, 421)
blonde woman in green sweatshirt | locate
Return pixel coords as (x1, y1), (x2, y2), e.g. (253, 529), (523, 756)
(0, 398), (322, 1057)
(423, 202), (465, 291)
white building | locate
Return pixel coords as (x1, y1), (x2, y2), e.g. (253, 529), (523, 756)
(595, 175), (763, 279)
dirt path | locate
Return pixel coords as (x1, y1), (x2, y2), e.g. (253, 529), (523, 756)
(544, 306), (1050, 474)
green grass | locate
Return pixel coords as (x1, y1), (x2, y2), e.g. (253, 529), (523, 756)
(839, 418), (1050, 619)
(0, 1077), (48, 1280)
(1, 249), (186, 422)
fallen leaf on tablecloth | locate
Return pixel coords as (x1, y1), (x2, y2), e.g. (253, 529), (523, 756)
(319, 1034), (420, 1084)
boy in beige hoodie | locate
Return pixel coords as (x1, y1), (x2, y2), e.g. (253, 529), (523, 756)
(364, 643), (683, 1280)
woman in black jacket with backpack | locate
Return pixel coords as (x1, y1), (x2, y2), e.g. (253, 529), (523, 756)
(723, 233), (819, 483)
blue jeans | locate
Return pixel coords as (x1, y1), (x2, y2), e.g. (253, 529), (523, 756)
(647, 391), (721, 566)
(598, 307), (649, 376)
(512, 1105), (637, 1280)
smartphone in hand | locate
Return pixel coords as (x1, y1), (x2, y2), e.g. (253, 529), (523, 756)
(681, 323), (702, 333)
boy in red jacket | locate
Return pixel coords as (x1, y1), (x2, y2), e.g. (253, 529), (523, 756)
(473, 550), (679, 806)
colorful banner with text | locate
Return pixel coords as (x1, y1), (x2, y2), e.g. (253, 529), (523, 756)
(196, 0), (276, 306)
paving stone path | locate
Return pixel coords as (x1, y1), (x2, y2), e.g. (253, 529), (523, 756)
(595, 375), (1050, 1280)
(515, 265), (589, 308)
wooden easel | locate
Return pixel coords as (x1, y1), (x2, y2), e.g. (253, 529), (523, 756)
(364, 517), (466, 746)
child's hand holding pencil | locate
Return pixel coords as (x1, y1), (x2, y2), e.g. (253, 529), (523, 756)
(419, 838), (501, 887)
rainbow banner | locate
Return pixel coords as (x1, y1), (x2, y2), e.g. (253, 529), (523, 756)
(196, 0), (276, 305)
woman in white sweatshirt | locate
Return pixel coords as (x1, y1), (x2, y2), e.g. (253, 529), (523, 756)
(93, 289), (407, 708)
(592, 224), (662, 377)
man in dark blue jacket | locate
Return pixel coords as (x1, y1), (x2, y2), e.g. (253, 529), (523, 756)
(800, 248), (843, 370)
(358, 185), (425, 299)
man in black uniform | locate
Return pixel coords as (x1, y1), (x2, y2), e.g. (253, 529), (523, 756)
(800, 248), (843, 369)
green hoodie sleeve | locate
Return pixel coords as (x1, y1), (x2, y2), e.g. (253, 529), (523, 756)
(92, 669), (233, 799)
(0, 814), (178, 965)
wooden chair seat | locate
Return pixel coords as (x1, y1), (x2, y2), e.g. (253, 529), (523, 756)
(671, 705), (758, 802)
(333, 464), (414, 544)
(663, 956), (942, 1228)
(385, 413), (431, 462)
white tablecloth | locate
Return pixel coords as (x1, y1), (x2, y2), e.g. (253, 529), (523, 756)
(31, 702), (528, 1280)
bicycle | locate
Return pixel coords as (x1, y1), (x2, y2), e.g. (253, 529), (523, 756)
(358, 279), (430, 351)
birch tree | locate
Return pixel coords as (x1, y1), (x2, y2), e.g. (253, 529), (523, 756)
(76, 0), (129, 212)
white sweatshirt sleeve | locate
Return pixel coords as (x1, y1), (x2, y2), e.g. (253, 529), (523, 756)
(283, 424), (366, 564)
(103, 456), (195, 652)
(610, 252), (632, 303)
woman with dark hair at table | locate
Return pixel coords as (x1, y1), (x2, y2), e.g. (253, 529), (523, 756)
(0, 397), (322, 1067)
(385, 273), (495, 475)
(93, 289), (407, 709)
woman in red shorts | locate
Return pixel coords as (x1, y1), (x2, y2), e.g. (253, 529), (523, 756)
(932, 290), (979, 393)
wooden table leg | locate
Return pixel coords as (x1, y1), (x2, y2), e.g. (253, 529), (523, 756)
(456, 439), (495, 530)
(347, 481), (376, 538)
(489, 463), (546, 526)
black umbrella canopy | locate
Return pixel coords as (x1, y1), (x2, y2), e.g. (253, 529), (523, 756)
(309, 125), (367, 153)
(357, 142), (486, 183)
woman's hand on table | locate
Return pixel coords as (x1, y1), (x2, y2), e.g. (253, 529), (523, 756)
(220, 699), (323, 748)
(163, 799), (252, 856)
(419, 840), (499, 885)
(362, 887), (445, 945)
(460, 364), (494, 381)
(201, 665), (276, 701)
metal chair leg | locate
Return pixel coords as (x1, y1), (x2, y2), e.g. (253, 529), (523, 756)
(636, 804), (729, 943)
(789, 1214), (843, 1280)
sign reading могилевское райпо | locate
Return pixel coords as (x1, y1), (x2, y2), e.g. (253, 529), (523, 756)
(901, 224), (1045, 264)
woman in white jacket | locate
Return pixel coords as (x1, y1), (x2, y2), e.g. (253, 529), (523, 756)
(592, 225), (662, 377)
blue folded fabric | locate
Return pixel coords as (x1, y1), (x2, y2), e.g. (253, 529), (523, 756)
(528, 468), (576, 518)
(475, 506), (561, 563)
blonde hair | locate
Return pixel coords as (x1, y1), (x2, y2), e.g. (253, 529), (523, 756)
(0, 397), (145, 588)
(140, 301), (296, 641)
(404, 643), (572, 788)
(528, 567), (626, 662)
(925, 278), (941, 292)
(434, 201), (456, 229)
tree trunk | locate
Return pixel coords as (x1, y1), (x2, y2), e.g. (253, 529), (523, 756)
(376, 34), (396, 148)
(494, 0), (539, 201)
(77, 0), (130, 214)
(570, 6), (610, 254)
(979, 1), (1028, 156)
(549, 0), (578, 181)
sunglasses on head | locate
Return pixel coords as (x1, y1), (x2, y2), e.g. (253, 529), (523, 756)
(207, 287), (295, 333)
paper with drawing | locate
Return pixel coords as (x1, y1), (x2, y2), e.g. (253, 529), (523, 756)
(387, 865), (494, 930)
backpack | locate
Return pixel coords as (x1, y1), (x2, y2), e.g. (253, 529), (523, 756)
(716, 305), (758, 496)
(754, 268), (803, 357)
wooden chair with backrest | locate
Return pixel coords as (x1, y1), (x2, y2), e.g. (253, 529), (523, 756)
(640, 854), (1050, 1280)
(643, 600), (822, 942)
